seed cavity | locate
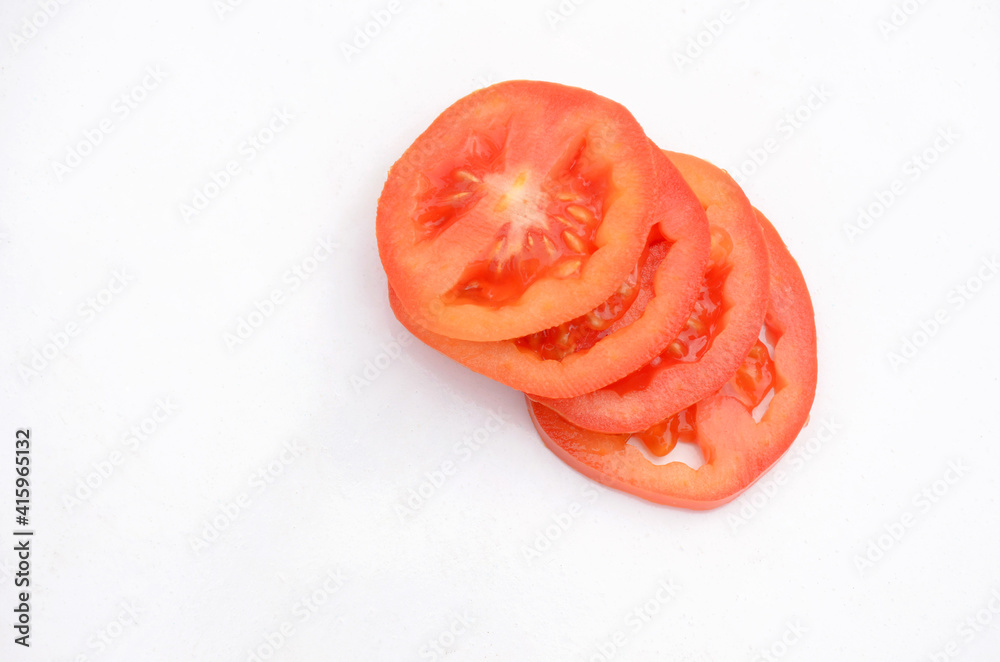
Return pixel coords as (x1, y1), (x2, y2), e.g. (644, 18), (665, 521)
(586, 311), (611, 330)
(566, 204), (596, 225)
(454, 169), (481, 183)
(553, 259), (583, 278)
(687, 318), (705, 334)
(562, 230), (587, 254)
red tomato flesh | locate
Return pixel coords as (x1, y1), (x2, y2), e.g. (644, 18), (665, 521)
(534, 152), (769, 430)
(527, 208), (817, 510)
(378, 81), (696, 342)
(387, 148), (711, 399)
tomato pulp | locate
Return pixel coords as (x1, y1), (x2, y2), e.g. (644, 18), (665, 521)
(378, 81), (702, 342)
(535, 151), (769, 429)
(527, 208), (817, 509)
(387, 147), (710, 399)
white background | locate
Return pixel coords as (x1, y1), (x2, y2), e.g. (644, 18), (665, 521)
(2, 0), (999, 660)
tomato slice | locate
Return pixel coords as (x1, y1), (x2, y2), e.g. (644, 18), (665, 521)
(377, 81), (701, 342)
(527, 208), (817, 509)
(534, 151), (769, 429)
(387, 147), (710, 399)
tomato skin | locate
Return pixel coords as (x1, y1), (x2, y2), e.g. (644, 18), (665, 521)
(527, 208), (817, 510)
(378, 81), (688, 342)
(386, 147), (710, 399)
(535, 152), (769, 431)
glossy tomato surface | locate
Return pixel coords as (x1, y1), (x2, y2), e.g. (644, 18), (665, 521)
(536, 151), (769, 429)
(387, 148), (710, 398)
(377, 81), (702, 342)
(528, 208), (816, 509)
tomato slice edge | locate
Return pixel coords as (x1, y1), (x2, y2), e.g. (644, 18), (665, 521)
(534, 151), (769, 429)
(377, 81), (672, 342)
(386, 148), (710, 399)
(527, 207), (817, 509)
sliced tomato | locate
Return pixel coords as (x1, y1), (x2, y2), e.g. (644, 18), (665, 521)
(534, 151), (769, 430)
(387, 147), (709, 399)
(377, 81), (701, 342)
(527, 208), (817, 509)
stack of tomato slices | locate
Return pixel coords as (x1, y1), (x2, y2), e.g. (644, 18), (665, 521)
(377, 80), (817, 510)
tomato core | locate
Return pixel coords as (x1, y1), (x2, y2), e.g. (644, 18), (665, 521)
(424, 137), (615, 306)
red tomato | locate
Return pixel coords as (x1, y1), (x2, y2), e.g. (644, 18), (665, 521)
(387, 146), (710, 399)
(377, 81), (702, 341)
(527, 209), (817, 509)
(534, 151), (769, 429)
